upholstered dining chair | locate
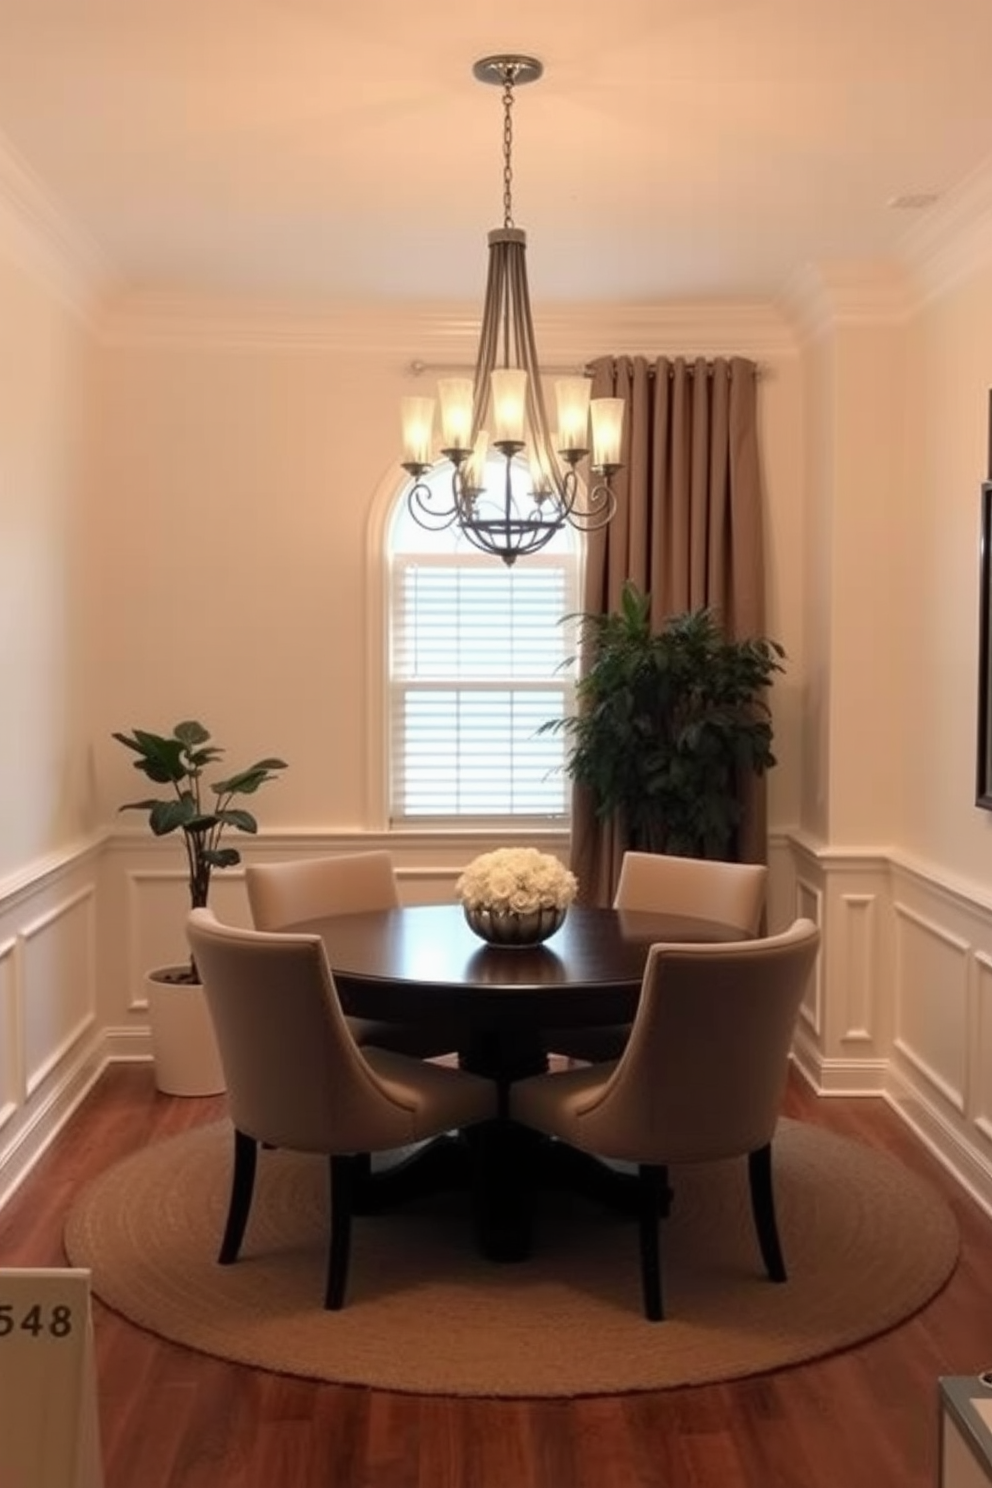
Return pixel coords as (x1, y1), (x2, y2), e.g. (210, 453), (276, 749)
(512, 918), (820, 1321)
(244, 850), (455, 1059)
(187, 908), (498, 1310)
(546, 851), (768, 1064)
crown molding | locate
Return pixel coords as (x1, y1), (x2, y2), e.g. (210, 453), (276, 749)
(97, 290), (799, 360)
(536, 301), (799, 360)
(778, 261), (914, 344)
(0, 134), (114, 322)
(97, 296), (482, 354)
(897, 151), (992, 304)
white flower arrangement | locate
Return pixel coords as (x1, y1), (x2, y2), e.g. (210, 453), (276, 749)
(455, 848), (579, 916)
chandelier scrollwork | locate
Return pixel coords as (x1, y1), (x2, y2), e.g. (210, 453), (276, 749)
(399, 55), (625, 567)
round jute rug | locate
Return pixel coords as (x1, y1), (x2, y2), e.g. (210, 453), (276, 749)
(63, 1118), (959, 1398)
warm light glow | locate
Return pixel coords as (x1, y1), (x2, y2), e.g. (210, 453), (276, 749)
(555, 378), (592, 454)
(591, 397), (625, 468)
(401, 396), (436, 467)
(490, 369), (527, 444)
(438, 379), (474, 452)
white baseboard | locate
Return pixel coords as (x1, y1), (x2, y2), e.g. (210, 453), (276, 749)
(885, 1064), (992, 1223)
(791, 1032), (888, 1095)
(0, 1042), (107, 1212)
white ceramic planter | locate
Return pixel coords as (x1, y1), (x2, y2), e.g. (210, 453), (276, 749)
(146, 967), (226, 1097)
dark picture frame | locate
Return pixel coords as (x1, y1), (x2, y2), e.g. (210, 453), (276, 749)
(978, 472), (992, 810)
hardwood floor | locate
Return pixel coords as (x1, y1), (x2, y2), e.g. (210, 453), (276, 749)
(1, 1064), (990, 1487)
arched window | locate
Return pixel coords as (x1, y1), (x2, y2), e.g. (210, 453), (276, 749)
(386, 459), (580, 823)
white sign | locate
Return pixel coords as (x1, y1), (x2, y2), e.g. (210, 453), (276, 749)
(0, 1268), (103, 1488)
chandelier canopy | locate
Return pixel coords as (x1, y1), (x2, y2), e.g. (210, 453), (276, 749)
(399, 55), (625, 567)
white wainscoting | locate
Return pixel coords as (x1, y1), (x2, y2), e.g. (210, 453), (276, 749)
(886, 858), (992, 1217)
(777, 833), (992, 1218)
(0, 839), (106, 1211)
(5, 826), (992, 1222)
(773, 836), (891, 1092)
(0, 935), (19, 1132)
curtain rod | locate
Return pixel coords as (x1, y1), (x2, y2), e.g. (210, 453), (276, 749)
(407, 358), (763, 379)
(583, 359), (762, 379)
(407, 359), (584, 377)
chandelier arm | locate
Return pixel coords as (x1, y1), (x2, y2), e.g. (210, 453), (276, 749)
(500, 246), (514, 371)
(406, 475), (462, 532)
(472, 236), (509, 437)
(559, 479), (619, 532)
(505, 240), (566, 498)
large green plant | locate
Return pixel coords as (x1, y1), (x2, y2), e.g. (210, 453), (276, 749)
(112, 720), (287, 977)
(544, 581), (785, 860)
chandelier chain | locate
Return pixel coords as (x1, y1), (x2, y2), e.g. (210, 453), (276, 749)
(502, 77), (515, 229)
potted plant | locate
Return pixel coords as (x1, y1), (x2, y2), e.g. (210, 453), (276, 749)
(112, 719), (287, 1095)
(543, 580), (784, 861)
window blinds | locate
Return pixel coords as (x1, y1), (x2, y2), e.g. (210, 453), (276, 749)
(390, 558), (577, 819)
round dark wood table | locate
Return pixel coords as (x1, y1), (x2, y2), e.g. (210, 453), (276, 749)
(290, 903), (740, 1078)
(288, 903), (742, 1262)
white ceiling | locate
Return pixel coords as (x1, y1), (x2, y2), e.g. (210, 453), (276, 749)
(1, 0), (991, 304)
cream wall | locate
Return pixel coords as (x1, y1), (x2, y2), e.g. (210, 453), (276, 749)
(89, 335), (404, 830)
(89, 300), (805, 844)
(898, 256), (992, 890)
(0, 231), (105, 1199)
(783, 270), (915, 850)
(824, 315), (910, 846)
(796, 324), (834, 843)
(775, 236), (992, 1222)
(0, 242), (94, 881)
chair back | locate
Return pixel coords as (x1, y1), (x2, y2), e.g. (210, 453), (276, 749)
(245, 850), (399, 931)
(573, 918), (820, 1165)
(613, 850), (767, 936)
(186, 909), (419, 1154)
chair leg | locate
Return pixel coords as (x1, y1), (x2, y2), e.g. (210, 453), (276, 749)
(326, 1153), (356, 1311)
(219, 1128), (257, 1265)
(637, 1163), (667, 1322)
(748, 1143), (787, 1282)
(350, 1152), (373, 1214)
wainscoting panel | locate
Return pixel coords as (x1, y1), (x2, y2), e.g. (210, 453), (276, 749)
(838, 894), (877, 1043)
(892, 903), (969, 1115)
(972, 952), (992, 1145)
(21, 887), (97, 1097)
(795, 874), (824, 1036)
(0, 937), (19, 1130)
(778, 840), (891, 1093)
(0, 841), (106, 1211)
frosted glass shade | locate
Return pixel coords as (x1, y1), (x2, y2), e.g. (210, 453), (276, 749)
(490, 369), (527, 444)
(591, 397), (625, 469)
(401, 397), (436, 467)
(555, 377), (592, 454)
(438, 379), (474, 452)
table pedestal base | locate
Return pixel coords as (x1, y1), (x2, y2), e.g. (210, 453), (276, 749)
(353, 1029), (650, 1261)
(356, 1121), (643, 1263)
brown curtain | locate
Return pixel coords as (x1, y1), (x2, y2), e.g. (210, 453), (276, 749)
(571, 354), (767, 905)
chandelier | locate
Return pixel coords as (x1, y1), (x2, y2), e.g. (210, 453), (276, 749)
(399, 55), (625, 567)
